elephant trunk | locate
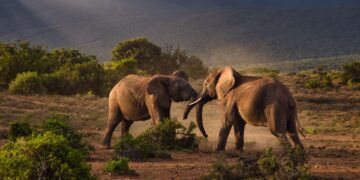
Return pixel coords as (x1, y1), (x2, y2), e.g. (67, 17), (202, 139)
(183, 89), (211, 138)
(183, 91), (198, 120)
(196, 99), (208, 138)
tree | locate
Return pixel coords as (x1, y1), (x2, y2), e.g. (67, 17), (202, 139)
(161, 46), (208, 79)
(0, 41), (46, 87)
(103, 58), (142, 94)
(112, 37), (161, 74)
(342, 61), (360, 83)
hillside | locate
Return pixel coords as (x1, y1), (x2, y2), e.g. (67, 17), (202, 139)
(1, 0), (360, 65)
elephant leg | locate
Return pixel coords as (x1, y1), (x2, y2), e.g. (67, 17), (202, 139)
(216, 108), (234, 151)
(265, 105), (291, 149)
(287, 116), (304, 149)
(274, 133), (291, 149)
(149, 104), (171, 125)
(120, 120), (133, 137)
(102, 104), (122, 148)
(234, 117), (246, 151)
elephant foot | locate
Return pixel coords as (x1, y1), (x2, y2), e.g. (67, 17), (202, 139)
(235, 147), (244, 152)
(215, 146), (225, 152)
(100, 143), (111, 149)
(100, 139), (111, 149)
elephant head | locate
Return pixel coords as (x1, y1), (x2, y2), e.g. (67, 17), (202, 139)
(147, 71), (198, 107)
(183, 67), (238, 138)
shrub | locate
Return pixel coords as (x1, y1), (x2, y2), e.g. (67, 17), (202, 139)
(103, 58), (142, 94)
(0, 132), (95, 179)
(303, 72), (333, 89)
(114, 134), (161, 160)
(202, 147), (315, 180)
(342, 61), (360, 83)
(41, 114), (94, 155)
(162, 47), (208, 79)
(43, 60), (105, 95)
(112, 37), (162, 74)
(7, 122), (33, 140)
(104, 157), (136, 175)
(136, 119), (199, 151)
(0, 41), (46, 86)
(112, 39), (207, 79)
(8, 71), (46, 94)
(304, 79), (321, 89)
(202, 157), (239, 180)
(114, 120), (199, 160)
(42, 48), (96, 71)
(257, 148), (279, 176)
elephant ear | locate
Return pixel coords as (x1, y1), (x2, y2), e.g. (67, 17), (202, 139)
(147, 76), (171, 107)
(215, 67), (235, 100)
(172, 70), (189, 81)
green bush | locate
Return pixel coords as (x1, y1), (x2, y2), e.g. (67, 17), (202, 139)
(202, 147), (315, 180)
(342, 61), (360, 83)
(114, 120), (199, 160)
(112, 38), (207, 79)
(0, 41), (46, 87)
(304, 74), (333, 89)
(104, 157), (136, 175)
(0, 132), (95, 179)
(8, 71), (46, 94)
(7, 122), (33, 140)
(304, 79), (321, 89)
(43, 60), (105, 95)
(41, 114), (94, 155)
(257, 148), (279, 176)
(161, 47), (208, 79)
(42, 48), (96, 71)
(112, 37), (162, 74)
(103, 58), (143, 94)
(136, 119), (199, 151)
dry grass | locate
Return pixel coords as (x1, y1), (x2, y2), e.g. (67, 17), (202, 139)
(0, 73), (360, 179)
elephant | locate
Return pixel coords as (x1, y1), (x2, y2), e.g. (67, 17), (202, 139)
(102, 70), (198, 148)
(184, 66), (305, 151)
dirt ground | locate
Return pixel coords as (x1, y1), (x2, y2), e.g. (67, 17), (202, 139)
(0, 75), (360, 179)
(88, 102), (360, 179)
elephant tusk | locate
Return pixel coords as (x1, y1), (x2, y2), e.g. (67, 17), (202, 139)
(189, 97), (202, 106)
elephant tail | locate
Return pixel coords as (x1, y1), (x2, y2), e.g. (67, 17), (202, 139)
(295, 114), (306, 138)
(289, 99), (306, 138)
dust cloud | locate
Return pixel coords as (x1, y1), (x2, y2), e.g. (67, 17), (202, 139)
(201, 43), (274, 68)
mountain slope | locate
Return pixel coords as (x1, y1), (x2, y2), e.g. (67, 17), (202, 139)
(1, 0), (360, 66)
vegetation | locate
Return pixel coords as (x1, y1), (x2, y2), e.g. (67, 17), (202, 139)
(0, 41), (46, 87)
(239, 67), (279, 77)
(112, 38), (208, 79)
(114, 119), (199, 160)
(202, 147), (314, 180)
(41, 114), (95, 156)
(112, 37), (162, 74)
(0, 114), (95, 179)
(8, 71), (46, 94)
(0, 132), (95, 179)
(342, 61), (360, 83)
(104, 157), (136, 175)
(243, 55), (360, 73)
(160, 46), (208, 79)
(7, 122), (33, 140)
(0, 39), (207, 96)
